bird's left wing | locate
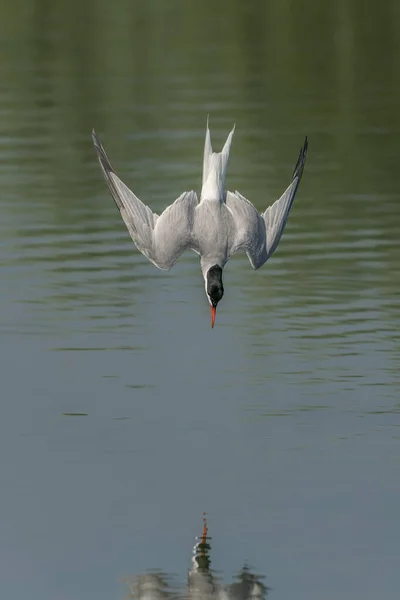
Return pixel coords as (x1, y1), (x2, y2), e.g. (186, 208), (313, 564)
(225, 190), (267, 269)
(92, 130), (198, 270)
(262, 137), (308, 259)
(226, 137), (308, 269)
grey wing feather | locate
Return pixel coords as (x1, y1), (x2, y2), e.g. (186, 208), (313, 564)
(226, 137), (308, 270)
(152, 191), (198, 269)
(92, 130), (198, 270)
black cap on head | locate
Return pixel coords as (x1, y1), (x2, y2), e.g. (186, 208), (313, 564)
(206, 265), (224, 307)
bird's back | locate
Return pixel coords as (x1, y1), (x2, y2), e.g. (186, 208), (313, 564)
(193, 201), (238, 275)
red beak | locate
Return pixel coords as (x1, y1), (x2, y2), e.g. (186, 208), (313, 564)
(211, 306), (216, 328)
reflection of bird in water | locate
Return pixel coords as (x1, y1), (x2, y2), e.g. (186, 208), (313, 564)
(125, 515), (269, 600)
(227, 566), (268, 600)
(126, 571), (170, 600)
(187, 514), (217, 600)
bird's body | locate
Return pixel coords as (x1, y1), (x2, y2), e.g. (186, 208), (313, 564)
(92, 121), (308, 326)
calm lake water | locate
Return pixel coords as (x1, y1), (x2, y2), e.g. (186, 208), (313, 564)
(1, 1), (400, 599)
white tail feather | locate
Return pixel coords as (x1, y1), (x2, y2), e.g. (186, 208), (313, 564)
(201, 120), (235, 202)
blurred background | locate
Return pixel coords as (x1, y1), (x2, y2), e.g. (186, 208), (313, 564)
(1, 1), (400, 599)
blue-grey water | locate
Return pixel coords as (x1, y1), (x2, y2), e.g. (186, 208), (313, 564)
(1, 1), (400, 599)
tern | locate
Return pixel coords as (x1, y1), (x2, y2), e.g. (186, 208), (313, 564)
(92, 122), (308, 327)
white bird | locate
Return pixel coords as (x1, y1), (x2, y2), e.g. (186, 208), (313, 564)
(92, 122), (308, 327)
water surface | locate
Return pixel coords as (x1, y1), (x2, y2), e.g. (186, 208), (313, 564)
(1, 1), (400, 599)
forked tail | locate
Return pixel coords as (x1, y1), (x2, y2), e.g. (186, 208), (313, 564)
(200, 118), (235, 202)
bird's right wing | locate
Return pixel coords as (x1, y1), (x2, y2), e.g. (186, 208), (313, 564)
(92, 130), (198, 270)
(226, 137), (308, 269)
(152, 190), (198, 269)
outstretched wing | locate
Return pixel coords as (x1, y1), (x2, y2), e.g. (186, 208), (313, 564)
(92, 130), (198, 270)
(226, 137), (308, 269)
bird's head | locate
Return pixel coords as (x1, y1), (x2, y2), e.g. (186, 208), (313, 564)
(205, 265), (224, 328)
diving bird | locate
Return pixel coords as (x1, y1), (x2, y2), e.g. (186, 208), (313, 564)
(92, 123), (307, 328)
